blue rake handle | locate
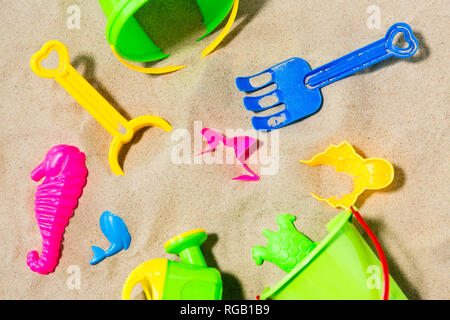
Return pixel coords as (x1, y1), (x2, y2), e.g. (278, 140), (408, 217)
(304, 23), (419, 90)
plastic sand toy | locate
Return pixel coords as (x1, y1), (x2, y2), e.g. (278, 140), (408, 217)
(98, 0), (239, 74)
(199, 128), (259, 181)
(30, 40), (172, 175)
(300, 141), (394, 209)
(90, 211), (131, 265)
(236, 23), (418, 131)
(122, 229), (222, 300)
(27, 145), (88, 274)
(253, 209), (407, 300)
(253, 214), (317, 273)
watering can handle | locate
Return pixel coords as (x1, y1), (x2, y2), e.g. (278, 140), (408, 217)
(122, 272), (153, 300)
(304, 23), (418, 90)
(122, 259), (168, 300)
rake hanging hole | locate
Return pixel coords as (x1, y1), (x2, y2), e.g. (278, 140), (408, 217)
(393, 32), (409, 49)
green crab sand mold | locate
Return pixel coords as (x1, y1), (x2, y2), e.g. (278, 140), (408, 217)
(252, 214), (317, 273)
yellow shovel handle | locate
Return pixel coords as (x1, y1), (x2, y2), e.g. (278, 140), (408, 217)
(31, 41), (173, 176)
(30, 40), (130, 137)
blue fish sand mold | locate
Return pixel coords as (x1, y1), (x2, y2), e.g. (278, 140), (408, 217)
(90, 211), (132, 265)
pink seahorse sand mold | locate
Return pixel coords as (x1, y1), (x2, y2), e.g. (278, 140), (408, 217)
(27, 145), (88, 274)
(199, 128), (260, 181)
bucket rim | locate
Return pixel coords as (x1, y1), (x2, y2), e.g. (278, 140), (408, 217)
(260, 209), (353, 300)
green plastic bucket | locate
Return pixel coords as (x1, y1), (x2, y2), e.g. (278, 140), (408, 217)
(260, 209), (408, 300)
(98, 0), (234, 62)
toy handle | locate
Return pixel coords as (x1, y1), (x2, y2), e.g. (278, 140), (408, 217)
(384, 23), (419, 58)
(122, 267), (153, 300)
(30, 40), (71, 79)
(304, 23), (418, 89)
(350, 206), (390, 300)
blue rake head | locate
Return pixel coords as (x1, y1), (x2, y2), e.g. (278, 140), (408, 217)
(236, 58), (323, 131)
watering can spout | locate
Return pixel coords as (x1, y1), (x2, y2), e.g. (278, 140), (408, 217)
(97, 0), (169, 63)
(165, 229), (208, 267)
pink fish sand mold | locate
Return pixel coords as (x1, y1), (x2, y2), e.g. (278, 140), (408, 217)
(27, 145), (88, 274)
(199, 128), (259, 181)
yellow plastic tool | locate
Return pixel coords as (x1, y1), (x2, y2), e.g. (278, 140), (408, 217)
(111, 46), (187, 74)
(122, 258), (168, 300)
(30, 40), (172, 175)
(300, 142), (394, 209)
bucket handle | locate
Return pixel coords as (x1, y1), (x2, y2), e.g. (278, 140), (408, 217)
(111, 46), (187, 74)
(350, 206), (390, 300)
(201, 0), (239, 58)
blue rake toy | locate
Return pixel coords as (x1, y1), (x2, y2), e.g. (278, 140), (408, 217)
(236, 23), (419, 131)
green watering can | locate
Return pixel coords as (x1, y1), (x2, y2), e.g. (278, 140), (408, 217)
(122, 229), (222, 300)
(252, 210), (408, 300)
(98, 0), (237, 72)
